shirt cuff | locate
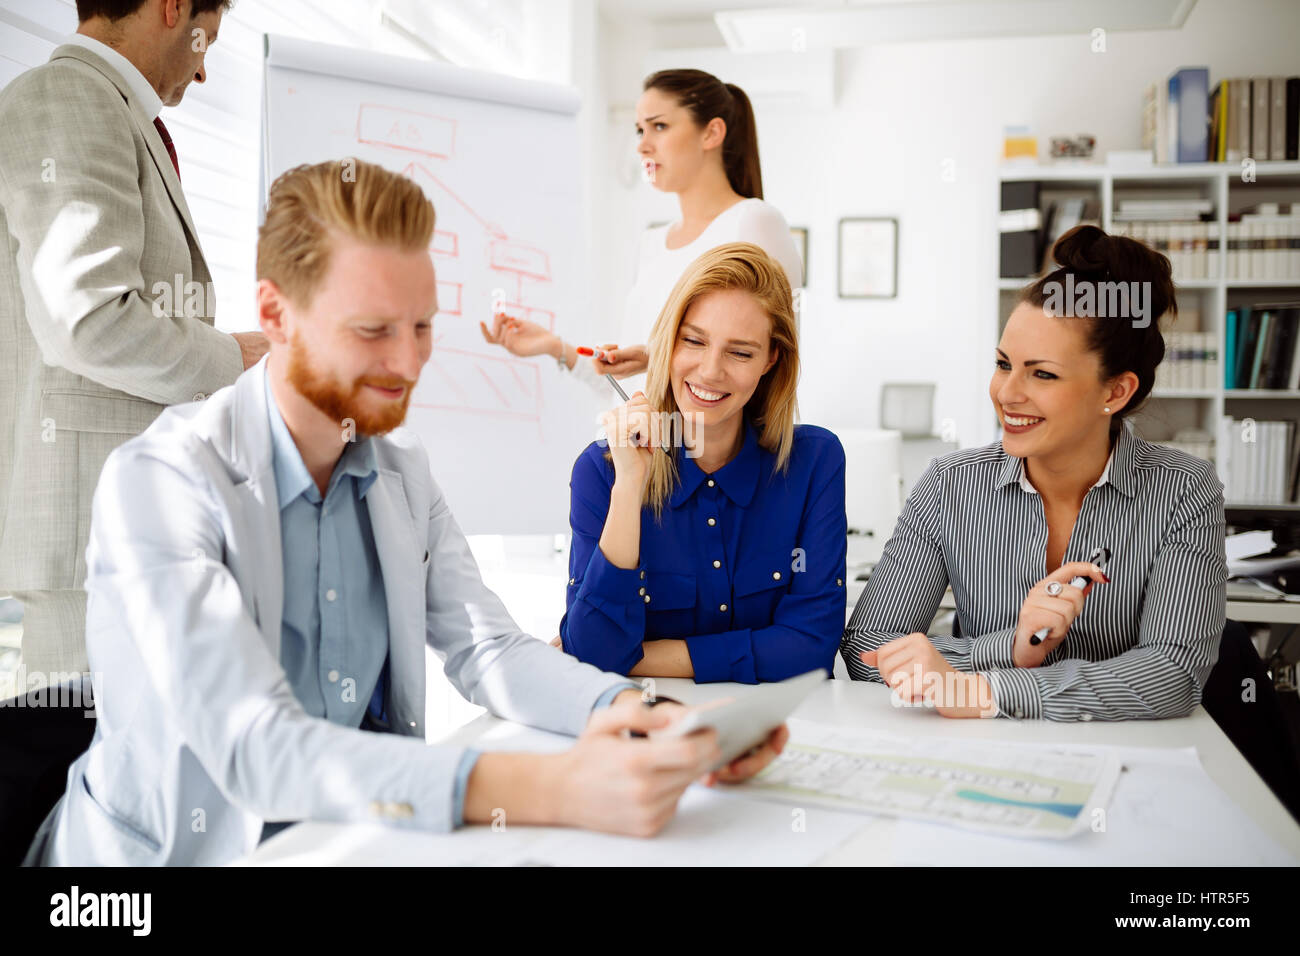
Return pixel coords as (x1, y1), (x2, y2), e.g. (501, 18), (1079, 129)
(686, 631), (757, 684)
(980, 667), (1044, 720)
(578, 544), (645, 608)
(451, 748), (481, 828)
(970, 627), (1018, 671)
(592, 682), (640, 711)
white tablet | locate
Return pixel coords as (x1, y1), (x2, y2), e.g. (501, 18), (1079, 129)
(650, 669), (827, 768)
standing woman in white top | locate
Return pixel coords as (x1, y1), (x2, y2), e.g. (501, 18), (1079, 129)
(480, 69), (803, 392)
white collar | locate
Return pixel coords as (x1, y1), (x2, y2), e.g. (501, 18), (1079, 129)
(1018, 449), (1113, 495)
(65, 33), (163, 120)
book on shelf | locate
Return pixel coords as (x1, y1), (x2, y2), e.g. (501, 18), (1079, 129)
(1220, 417), (1298, 504)
(1224, 206), (1300, 281)
(1252, 78), (1271, 161)
(1113, 198), (1213, 221)
(1226, 302), (1300, 389)
(1155, 331), (1217, 390)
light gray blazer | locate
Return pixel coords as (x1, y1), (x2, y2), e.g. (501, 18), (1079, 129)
(34, 359), (629, 866)
(0, 44), (242, 613)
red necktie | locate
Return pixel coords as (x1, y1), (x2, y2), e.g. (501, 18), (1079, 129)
(152, 116), (180, 181)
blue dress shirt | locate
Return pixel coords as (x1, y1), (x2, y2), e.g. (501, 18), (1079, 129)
(561, 421), (847, 683)
(266, 374), (390, 729)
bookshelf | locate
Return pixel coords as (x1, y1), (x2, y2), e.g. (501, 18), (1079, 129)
(995, 161), (1300, 511)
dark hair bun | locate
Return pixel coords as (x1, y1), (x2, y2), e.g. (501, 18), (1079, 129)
(1052, 223), (1110, 272)
(1051, 224), (1175, 307)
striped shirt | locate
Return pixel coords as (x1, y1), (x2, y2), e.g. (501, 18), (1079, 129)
(840, 424), (1227, 721)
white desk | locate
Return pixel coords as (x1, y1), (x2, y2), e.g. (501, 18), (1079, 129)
(1227, 599), (1300, 625)
(247, 678), (1300, 866)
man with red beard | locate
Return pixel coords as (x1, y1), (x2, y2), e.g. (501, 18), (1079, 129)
(24, 159), (786, 866)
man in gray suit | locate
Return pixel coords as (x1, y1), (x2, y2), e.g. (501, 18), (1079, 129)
(27, 159), (785, 865)
(0, 0), (268, 687)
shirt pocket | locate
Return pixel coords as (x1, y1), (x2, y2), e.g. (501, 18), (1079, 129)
(733, 555), (792, 626)
(643, 569), (696, 639)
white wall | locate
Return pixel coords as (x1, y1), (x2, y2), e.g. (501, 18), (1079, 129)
(592, 0), (1300, 449)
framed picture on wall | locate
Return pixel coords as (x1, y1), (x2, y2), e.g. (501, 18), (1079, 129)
(837, 217), (898, 298)
(790, 226), (808, 285)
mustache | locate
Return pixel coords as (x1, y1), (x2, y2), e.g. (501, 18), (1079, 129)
(357, 375), (417, 390)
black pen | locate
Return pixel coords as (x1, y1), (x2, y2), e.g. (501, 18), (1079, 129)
(1031, 546), (1111, 646)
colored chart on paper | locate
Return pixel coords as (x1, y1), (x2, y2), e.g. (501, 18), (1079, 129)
(742, 719), (1121, 838)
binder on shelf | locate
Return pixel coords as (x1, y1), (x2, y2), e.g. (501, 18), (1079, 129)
(1169, 68), (1209, 163)
(999, 181), (1041, 278)
(1234, 308), (1257, 388)
(1252, 77), (1270, 160)
(1287, 77), (1299, 161)
(1225, 309), (1238, 389)
(1288, 315), (1300, 392)
(1250, 309), (1276, 388)
(1209, 81), (1226, 163)
(1271, 77), (1289, 161)
(1265, 310), (1300, 390)
(1230, 77), (1252, 163)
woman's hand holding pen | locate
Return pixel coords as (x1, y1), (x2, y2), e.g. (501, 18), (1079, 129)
(1012, 561), (1108, 668)
(596, 392), (658, 570)
(594, 343), (648, 378)
(600, 392), (659, 494)
(860, 633), (995, 718)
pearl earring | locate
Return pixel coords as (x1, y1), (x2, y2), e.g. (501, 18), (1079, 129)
(1104, 406), (1111, 413)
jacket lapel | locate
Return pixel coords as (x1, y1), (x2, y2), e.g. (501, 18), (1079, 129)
(224, 360), (285, 660)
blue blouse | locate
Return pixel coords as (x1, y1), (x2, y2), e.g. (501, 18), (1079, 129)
(560, 421), (847, 683)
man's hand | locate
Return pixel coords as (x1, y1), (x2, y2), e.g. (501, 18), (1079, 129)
(861, 632), (996, 718)
(549, 695), (721, 836)
(231, 331), (270, 370)
(701, 724), (789, 786)
(610, 690), (788, 785)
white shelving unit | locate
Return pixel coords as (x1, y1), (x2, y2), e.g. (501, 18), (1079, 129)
(995, 161), (1300, 512)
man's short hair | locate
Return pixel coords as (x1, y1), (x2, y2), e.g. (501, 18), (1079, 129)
(257, 159), (436, 306)
(76, 0), (233, 22)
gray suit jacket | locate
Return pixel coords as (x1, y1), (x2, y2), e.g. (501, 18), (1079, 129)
(0, 44), (242, 634)
(34, 359), (629, 865)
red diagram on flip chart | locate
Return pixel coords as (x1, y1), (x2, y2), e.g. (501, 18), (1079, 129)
(370, 140), (558, 426)
(357, 104), (456, 159)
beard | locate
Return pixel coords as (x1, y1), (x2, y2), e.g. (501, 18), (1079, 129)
(285, 330), (416, 437)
